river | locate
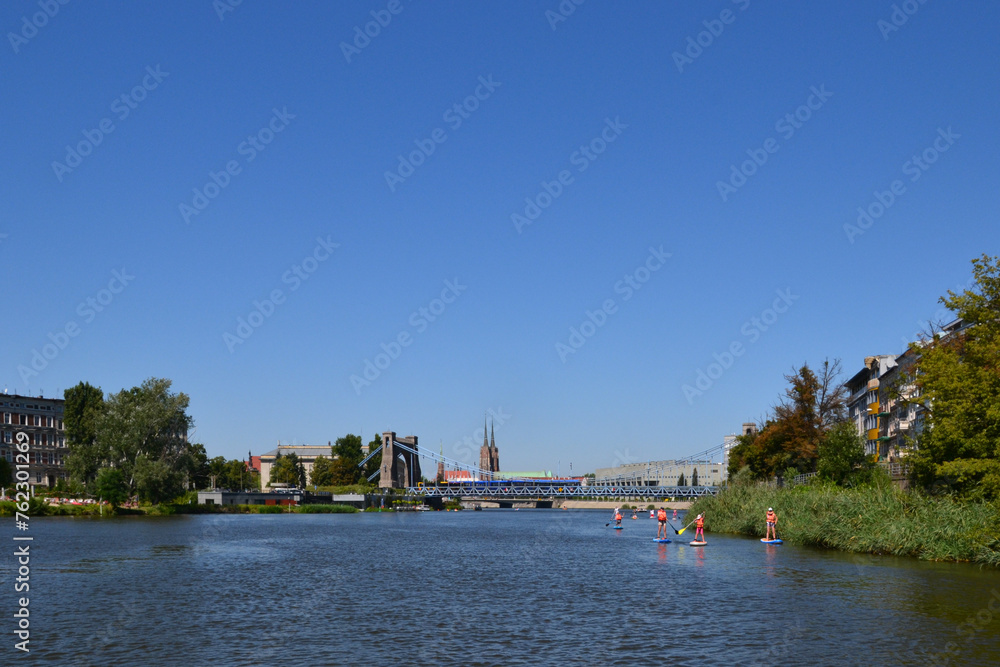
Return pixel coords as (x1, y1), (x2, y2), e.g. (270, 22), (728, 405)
(12, 509), (1000, 665)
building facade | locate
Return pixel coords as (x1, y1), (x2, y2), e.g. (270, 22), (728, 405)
(593, 459), (723, 486)
(844, 355), (898, 460)
(1, 393), (67, 489)
(258, 444), (333, 490)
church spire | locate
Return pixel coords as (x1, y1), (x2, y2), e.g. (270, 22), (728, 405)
(490, 419), (495, 449)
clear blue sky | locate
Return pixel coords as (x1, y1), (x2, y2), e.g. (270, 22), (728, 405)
(2, 1), (998, 474)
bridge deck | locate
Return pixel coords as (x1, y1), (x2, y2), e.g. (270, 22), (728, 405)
(408, 485), (718, 498)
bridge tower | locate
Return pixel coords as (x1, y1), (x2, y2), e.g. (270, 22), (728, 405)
(379, 432), (421, 488)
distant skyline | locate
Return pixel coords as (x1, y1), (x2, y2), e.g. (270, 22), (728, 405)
(3, 2), (998, 474)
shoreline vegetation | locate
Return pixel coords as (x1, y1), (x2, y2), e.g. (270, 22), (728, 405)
(0, 499), (360, 517)
(688, 477), (1000, 566)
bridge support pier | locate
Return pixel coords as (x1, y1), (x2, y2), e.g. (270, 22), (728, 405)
(379, 432), (421, 488)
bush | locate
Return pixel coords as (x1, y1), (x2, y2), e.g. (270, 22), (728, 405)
(295, 504), (358, 514)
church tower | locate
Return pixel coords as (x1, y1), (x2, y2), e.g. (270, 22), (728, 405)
(489, 420), (500, 473)
(479, 416), (492, 480)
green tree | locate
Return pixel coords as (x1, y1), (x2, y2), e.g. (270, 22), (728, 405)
(94, 467), (128, 508)
(208, 456), (228, 488)
(330, 434), (363, 485)
(95, 378), (194, 501)
(677, 472), (686, 486)
(817, 421), (869, 485)
(910, 255), (1000, 499)
(310, 455), (334, 487)
(691, 468), (699, 486)
(133, 456), (185, 504)
(333, 434), (363, 468)
(186, 443), (210, 490)
(269, 453), (305, 488)
(727, 360), (847, 480)
(64, 381), (106, 485)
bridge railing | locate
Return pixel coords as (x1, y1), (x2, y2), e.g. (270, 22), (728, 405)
(406, 485), (719, 498)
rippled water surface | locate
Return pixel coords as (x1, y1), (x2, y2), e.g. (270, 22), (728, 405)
(15, 510), (1000, 666)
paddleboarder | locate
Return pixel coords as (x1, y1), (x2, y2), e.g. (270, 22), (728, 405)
(765, 507), (778, 541)
(614, 508), (622, 527)
(694, 513), (705, 542)
(656, 507), (668, 539)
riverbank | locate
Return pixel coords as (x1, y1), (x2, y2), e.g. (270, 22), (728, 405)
(688, 480), (1000, 565)
(0, 500), (358, 517)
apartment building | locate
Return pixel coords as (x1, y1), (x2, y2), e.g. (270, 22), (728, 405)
(0, 393), (67, 489)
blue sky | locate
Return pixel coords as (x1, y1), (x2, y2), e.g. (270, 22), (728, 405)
(2, 1), (998, 475)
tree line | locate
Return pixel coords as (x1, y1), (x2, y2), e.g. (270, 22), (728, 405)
(728, 254), (1000, 501)
(58, 376), (390, 503)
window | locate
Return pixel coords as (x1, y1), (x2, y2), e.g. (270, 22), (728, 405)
(2, 431), (10, 444)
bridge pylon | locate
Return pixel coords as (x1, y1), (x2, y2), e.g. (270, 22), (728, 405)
(379, 432), (421, 488)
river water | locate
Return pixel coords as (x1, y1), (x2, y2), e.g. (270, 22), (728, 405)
(11, 509), (1000, 666)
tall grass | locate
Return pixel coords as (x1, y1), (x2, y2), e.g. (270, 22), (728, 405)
(689, 478), (1000, 565)
(294, 504), (358, 513)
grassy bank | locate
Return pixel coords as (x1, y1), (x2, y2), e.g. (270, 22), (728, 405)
(688, 479), (1000, 565)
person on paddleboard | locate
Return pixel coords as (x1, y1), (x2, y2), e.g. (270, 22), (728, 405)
(694, 513), (705, 542)
(765, 507), (778, 541)
(614, 508), (622, 526)
(656, 507), (668, 539)
(672, 509), (677, 520)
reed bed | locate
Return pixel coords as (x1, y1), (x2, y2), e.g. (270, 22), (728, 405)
(688, 480), (1000, 565)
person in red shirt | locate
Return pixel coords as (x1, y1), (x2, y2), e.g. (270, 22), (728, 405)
(694, 513), (706, 542)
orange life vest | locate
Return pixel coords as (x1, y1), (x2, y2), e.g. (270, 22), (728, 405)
(696, 516), (704, 528)
(657, 510), (667, 521)
(766, 511), (776, 523)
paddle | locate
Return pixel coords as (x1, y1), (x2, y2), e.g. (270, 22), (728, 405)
(672, 517), (697, 535)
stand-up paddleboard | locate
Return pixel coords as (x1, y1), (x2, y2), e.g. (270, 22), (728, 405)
(613, 525), (623, 530)
(689, 540), (707, 546)
(653, 538), (671, 543)
(760, 538), (783, 544)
